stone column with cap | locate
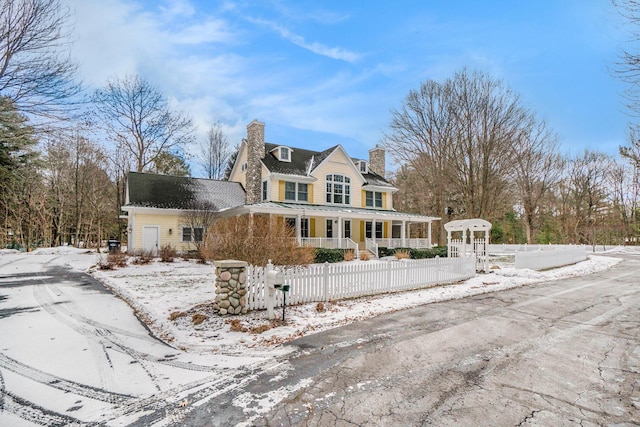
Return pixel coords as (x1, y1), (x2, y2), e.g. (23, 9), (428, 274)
(213, 260), (248, 315)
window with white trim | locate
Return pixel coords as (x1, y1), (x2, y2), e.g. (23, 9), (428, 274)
(365, 191), (384, 208)
(280, 147), (290, 161)
(262, 180), (268, 201)
(359, 161), (368, 173)
(283, 182), (308, 202)
(325, 174), (351, 205)
(182, 227), (204, 242)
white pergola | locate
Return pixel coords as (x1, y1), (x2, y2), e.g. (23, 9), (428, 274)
(444, 219), (492, 272)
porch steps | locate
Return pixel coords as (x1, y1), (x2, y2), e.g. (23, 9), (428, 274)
(358, 250), (378, 260)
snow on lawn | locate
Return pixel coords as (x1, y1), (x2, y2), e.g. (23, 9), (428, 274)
(89, 251), (625, 356)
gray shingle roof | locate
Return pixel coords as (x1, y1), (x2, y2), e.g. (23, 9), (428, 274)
(126, 172), (246, 210)
(261, 142), (393, 187)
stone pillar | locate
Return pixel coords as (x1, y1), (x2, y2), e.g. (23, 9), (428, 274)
(245, 120), (265, 205)
(213, 260), (248, 315)
(368, 146), (386, 178)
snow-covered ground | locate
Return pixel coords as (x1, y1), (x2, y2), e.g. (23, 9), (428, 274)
(1, 246), (629, 357)
(85, 248), (628, 357)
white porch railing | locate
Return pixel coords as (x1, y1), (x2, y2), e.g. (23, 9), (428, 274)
(365, 238), (379, 258)
(374, 238), (431, 249)
(246, 256), (476, 310)
(299, 238), (358, 255)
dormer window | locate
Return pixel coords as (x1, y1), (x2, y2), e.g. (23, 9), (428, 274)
(271, 146), (293, 162)
(358, 160), (369, 174)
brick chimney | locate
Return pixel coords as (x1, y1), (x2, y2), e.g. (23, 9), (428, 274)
(368, 146), (386, 178)
(245, 120), (265, 204)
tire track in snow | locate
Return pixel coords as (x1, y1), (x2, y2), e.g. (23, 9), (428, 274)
(0, 352), (133, 403)
(1, 390), (86, 427)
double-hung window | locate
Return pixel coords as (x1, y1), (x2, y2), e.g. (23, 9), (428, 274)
(182, 227), (204, 242)
(284, 182), (308, 202)
(326, 174), (351, 205)
(365, 191), (383, 208)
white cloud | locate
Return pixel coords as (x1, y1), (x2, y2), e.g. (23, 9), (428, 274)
(247, 17), (361, 63)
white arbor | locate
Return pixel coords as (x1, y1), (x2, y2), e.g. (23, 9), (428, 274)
(444, 219), (492, 272)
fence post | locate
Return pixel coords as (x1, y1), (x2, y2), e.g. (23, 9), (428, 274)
(266, 259), (275, 319)
(387, 259), (392, 293)
(323, 262), (330, 301)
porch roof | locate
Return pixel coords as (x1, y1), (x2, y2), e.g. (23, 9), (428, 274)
(228, 202), (440, 223)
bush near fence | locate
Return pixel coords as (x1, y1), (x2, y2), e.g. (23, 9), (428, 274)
(245, 256), (476, 311)
(314, 248), (346, 263)
(378, 246), (448, 259)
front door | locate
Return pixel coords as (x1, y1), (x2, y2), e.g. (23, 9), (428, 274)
(142, 226), (159, 255)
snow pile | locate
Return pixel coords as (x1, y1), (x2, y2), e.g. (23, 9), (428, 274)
(90, 253), (622, 356)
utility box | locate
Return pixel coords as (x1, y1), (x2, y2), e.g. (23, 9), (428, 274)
(266, 270), (285, 289)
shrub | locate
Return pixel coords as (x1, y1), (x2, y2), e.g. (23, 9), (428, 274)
(201, 215), (315, 266)
(359, 251), (371, 261)
(314, 248), (344, 263)
(395, 249), (411, 259)
(132, 250), (154, 264)
(343, 249), (355, 261)
(159, 244), (176, 262)
(410, 246), (448, 259)
(98, 252), (127, 269)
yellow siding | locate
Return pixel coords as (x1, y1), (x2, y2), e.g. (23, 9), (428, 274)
(382, 193), (387, 209)
(384, 221), (389, 238)
(131, 213), (194, 252)
(228, 143), (248, 186)
(278, 180), (285, 201)
(310, 218), (316, 237)
(361, 190), (366, 208)
(311, 149), (363, 206)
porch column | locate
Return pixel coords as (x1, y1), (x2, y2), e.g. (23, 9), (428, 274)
(372, 219), (376, 242)
(337, 217), (342, 248)
(296, 214), (301, 244)
(427, 221), (432, 248)
(401, 220), (406, 247)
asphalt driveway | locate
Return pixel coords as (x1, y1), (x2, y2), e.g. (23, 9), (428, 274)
(184, 254), (640, 426)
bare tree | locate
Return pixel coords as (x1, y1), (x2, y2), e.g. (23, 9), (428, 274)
(92, 74), (195, 173)
(509, 119), (563, 243)
(199, 121), (229, 179)
(386, 69), (534, 228)
(0, 0), (79, 121)
(179, 200), (218, 258)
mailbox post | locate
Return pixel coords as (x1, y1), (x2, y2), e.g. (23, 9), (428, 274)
(265, 261), (284, 320)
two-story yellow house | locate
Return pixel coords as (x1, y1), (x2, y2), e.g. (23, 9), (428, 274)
(122, 120), (439, 257)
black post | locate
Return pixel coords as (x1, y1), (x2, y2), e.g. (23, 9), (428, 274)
(282, 291), (286, 321)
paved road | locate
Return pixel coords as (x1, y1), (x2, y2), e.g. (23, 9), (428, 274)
(185, 254), (640, 426)
(0, 253), (269, 426)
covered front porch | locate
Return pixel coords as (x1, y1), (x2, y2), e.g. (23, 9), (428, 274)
(229, 202), (440, 258)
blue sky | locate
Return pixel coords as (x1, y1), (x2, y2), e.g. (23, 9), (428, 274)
(66, 0), (629, 176)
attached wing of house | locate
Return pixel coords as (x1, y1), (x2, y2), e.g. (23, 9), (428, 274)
(121, 172), (245, 254)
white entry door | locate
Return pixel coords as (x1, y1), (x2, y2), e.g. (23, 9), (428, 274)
(142, 226), (159, 255)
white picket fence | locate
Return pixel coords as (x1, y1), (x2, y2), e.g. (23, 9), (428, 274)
(246, 257), (476, 310)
